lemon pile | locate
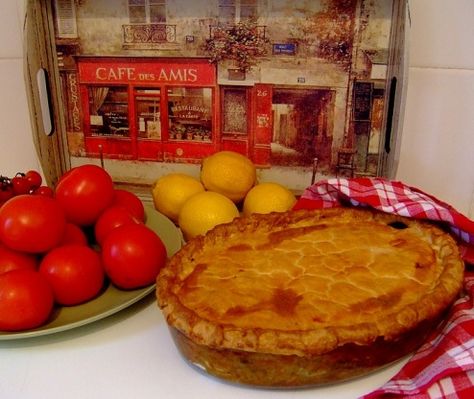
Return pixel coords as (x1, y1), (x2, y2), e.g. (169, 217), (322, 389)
(151, 151), (297, 240)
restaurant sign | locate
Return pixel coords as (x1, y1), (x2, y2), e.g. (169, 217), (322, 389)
(77, 58), (216, 85)
(172, 104), (209, 120)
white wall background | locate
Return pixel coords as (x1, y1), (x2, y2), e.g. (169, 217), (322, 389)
(1, 0), (473, 218)
(396, 0), (474, 218)
(0, 1), (41, 177)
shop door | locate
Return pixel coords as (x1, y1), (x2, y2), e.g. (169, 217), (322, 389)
(220, 86), (251, 157)
(134, 89), (163, 161)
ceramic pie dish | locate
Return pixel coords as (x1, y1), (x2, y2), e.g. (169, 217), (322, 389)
(156, 207), (464, 387)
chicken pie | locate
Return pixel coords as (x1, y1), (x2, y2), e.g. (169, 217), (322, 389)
(157, 208), (464, 387)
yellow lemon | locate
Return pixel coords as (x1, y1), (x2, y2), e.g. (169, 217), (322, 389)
(200, 151), (256, 203)
(151, 173), (205, 223)
(242, 182), (297, 216)
(178, 191), (240, 240)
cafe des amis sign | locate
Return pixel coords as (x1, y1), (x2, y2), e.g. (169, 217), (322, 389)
(77, 58), (216, 85)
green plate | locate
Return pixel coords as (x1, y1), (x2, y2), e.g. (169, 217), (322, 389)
(0, 204), (183, 340)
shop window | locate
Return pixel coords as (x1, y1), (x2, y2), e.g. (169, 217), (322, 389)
(218, 0), (257, 23)
(128, 0), (166, 24)
(135, 89), (161, 139)
(222, 87), (248, 134)
(240, 0), (258, 20)
(53, 0), (78, 38)
(167, 87), (213, 141)
(88, 86), (129, 137)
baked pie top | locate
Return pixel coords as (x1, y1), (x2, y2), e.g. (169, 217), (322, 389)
(157, 208), (464, 357)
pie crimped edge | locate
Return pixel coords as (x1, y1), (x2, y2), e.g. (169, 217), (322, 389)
(156, 207), (464, 364)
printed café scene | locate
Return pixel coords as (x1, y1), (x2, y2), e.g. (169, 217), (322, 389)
(1, 1), (473, 398)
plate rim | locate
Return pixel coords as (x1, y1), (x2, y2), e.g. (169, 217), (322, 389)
(0, 284), (156, 340)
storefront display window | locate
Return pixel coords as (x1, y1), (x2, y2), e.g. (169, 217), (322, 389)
(88, 86), (129, 137)
(168, 87), (213, 141)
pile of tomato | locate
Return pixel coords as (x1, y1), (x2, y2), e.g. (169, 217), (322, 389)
(0, 164), (167, 332)
(1, 170), (53, 204)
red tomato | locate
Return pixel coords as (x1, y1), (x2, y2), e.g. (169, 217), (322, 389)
(0, 269), (54, 331)
(25, 170), (42, 190)
(34, 185), (54, 197)
(0, 243), (38, 275)
(94, 206), (141, 246)
(55, 164), (115, 226)
(60, 223), (88, 246)
(101, 224), (167, 290)
(11, 175), (30, 195)
(0, 195), (66, 253)
(39, 244), (105, 306)
(111, 189), (146, 221)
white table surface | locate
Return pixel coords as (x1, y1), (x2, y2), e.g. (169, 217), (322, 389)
(0, 294), (407, 399)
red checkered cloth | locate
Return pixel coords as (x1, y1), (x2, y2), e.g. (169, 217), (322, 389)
(293, 177), (474, 399)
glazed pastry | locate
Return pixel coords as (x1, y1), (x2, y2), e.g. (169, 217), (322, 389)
(157, 208), (464, 387)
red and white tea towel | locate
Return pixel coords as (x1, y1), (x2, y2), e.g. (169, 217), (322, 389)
(293, 177), (474, 398)
(361, 274), (474, 399)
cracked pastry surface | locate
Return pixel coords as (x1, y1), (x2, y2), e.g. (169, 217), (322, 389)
(157, 207), (464, 357)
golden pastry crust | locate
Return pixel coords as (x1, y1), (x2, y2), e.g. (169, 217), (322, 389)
(157, 208), (464, 360)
